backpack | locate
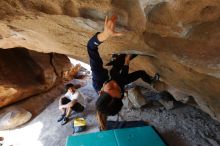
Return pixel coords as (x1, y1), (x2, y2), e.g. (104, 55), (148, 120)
(72, 118), (87, 134)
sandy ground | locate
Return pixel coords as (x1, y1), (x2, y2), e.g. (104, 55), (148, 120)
(0, 75), (220, 146)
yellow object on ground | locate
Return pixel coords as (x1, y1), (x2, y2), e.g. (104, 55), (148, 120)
(73, 118), (86, 127)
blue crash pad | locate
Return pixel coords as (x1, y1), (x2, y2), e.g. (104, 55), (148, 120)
(66, 126), (167, 146)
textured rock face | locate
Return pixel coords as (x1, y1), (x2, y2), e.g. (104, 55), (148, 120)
(0, 107), (32, 130)
(0, 48), (71, 107)
(0, 0), (219, 122)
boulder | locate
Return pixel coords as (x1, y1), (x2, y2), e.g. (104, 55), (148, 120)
(127, 87), (147, 108)
(0, 48), (71, 108)
(0, 108), (32, 130)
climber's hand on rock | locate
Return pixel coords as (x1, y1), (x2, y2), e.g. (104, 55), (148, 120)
(98, 15), (123, 42)
(104, 15), (123, 37)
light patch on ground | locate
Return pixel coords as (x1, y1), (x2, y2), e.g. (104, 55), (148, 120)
(0, 122), (43, 146)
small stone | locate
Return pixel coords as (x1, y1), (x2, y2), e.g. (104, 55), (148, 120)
(127, 87), (146, 108)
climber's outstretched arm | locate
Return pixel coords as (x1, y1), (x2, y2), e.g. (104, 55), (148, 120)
(87, 15), (123, 92)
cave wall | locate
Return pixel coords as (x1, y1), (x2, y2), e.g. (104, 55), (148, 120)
(0, 0), (220, 122)
(0, 48), (71, 107)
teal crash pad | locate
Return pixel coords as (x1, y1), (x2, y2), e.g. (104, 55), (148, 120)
(66, 126), (167, 146)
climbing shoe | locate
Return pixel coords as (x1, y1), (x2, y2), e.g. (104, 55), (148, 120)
(106, 54), (119, 66)
(57, 114), (65, 122)
(151, 73), (160, 84)
(61, 117), (69, 125)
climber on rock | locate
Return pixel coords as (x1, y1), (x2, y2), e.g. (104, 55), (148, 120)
(87, 15), (160, 130)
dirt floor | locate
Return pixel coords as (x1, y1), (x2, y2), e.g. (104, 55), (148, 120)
(0, 75), (220, 146)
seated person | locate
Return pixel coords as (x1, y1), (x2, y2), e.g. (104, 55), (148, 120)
(57, 83), (84, 125)
(87, 15), (159, 130)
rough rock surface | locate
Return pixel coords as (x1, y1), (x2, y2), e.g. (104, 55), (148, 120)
(0, 107), (32, 130)
(0, 48), (71, 107)
(0, 0), (219, 122)
(127, 87), (147, 108)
